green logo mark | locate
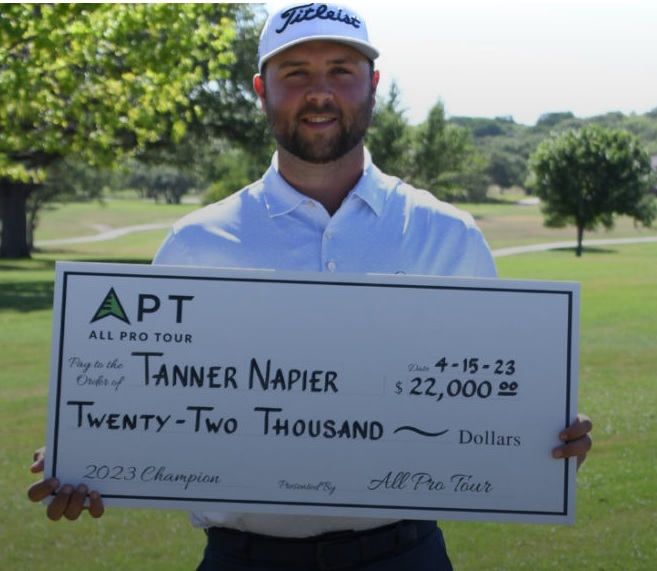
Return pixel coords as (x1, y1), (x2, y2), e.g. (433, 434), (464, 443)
(91, 287), (131, 325)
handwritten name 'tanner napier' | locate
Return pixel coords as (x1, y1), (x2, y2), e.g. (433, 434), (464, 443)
(131, 352), (339, 393)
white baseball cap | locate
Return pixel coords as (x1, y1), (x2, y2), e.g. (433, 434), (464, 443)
(257, 3), (380, 73)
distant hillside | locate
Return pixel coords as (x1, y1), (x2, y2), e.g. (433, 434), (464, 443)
(449, 109), (657, 190)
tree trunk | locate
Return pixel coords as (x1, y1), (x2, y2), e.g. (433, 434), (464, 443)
(576, 224), (584, 257)
(0, 183), (32, 259)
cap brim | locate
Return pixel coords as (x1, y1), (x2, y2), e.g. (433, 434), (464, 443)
(258, 36), (379, 73)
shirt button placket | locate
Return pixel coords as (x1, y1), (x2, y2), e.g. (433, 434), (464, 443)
(323, 227), (336, 272)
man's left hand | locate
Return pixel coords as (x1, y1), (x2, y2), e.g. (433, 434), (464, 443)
(552, 413), (593, 469)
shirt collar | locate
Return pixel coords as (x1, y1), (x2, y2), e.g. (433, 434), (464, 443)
(350, 149), (385, 217)
(262, 148), (385, 218)
(262, 154), (308, 218)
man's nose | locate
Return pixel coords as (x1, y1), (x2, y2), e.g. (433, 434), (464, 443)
(305, 74), (334, 104)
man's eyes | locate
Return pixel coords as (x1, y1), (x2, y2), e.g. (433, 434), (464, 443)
(283, 67), (354, 79)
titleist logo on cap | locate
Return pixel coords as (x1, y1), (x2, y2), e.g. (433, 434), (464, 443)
(275, 3), (362, 34)
(257, 2), (378, 72)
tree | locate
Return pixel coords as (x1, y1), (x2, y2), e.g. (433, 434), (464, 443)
(139, 4), (271, 177)
(411, 102), (489, 201)
(526, 125), (656, 256)
(486, 147), (527, 189)
(186, 4), (271, 164)
(536, 111), (577, 129)
(0, 3), (241, 258)
(367, 82), (410, 179)
(127, 162), (197, 204)
(203, 146), (256, 205)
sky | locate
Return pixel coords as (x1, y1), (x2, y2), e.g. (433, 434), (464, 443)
(263, 1), (657, 125)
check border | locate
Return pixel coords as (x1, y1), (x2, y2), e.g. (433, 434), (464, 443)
(47, 262), (578, 524)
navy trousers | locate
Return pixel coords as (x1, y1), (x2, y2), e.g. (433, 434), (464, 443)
(196, 521), (454, 571)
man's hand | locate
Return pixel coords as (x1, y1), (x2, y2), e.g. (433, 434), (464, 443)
(552, 413), (593, 469)
(27, 447), (104, 521)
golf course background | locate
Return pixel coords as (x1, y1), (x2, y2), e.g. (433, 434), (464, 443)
(1, 196), (655, 569)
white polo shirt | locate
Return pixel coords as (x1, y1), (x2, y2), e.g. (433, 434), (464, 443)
(153, 151), (497, 537)
(154, 152), (496, 279)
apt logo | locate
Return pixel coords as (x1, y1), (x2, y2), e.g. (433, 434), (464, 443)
(90, 288), (194, 325)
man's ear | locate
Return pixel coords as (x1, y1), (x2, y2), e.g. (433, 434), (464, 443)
(371, 70), (380, 108)
(253, 74), (266, 104)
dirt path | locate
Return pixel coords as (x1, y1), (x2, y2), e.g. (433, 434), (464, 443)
(491, 236), (657, 257)
(35, 223), (171, 247)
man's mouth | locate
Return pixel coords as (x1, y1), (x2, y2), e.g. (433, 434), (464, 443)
(304, 116), (336, 124)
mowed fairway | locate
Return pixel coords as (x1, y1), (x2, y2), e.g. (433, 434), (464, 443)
(1, 198), (655, 570)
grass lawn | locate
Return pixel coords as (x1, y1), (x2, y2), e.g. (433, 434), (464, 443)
(465, 200), (657, 249)
(1, 198), (655, 569)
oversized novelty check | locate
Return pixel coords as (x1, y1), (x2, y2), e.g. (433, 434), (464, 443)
(46, 262), (579, 524)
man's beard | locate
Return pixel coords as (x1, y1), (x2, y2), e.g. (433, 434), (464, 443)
(265, 94), (373, 164)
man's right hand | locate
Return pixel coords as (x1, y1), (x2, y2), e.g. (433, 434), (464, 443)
(27, 447), (104, 521)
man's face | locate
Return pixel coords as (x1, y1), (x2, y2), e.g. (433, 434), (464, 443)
(256, 41), (379, 164)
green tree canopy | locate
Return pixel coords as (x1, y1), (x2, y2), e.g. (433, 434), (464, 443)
(0, 3), (241, 257)
(367, 82), (410, 179)
(526, 125), (656, 256)
(411, 102), (489, 201)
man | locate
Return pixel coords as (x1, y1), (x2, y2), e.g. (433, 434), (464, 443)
(29, 4), (592, 570)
